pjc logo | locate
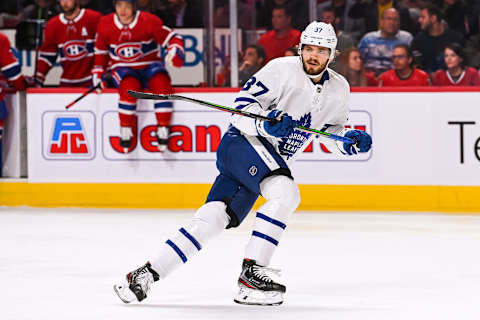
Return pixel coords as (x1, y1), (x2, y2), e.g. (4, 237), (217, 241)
(43, 112), (95, 160)
(63, 40), (87, 60)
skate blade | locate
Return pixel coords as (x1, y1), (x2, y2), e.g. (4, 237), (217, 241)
(234, 284), (284, 306)
(113, 282), (137, 304)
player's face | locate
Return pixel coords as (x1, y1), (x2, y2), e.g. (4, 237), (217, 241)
(348, 50), (363, 72)
(301, 44), (330, 75)
(59, 0), (76, 14)
(115, 1), (135, 24)
(392, 47), (411, 71)
(444, 48), (461, 69)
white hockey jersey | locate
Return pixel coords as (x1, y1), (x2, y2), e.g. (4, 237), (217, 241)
(231, 56), (350, 165)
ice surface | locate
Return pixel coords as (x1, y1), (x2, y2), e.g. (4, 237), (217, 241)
(1, 207), (479, 320)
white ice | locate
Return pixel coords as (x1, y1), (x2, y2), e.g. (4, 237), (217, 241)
(1, 207), (479, 320)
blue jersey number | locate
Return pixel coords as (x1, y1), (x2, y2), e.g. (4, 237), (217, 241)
(241, 76), (269, 97)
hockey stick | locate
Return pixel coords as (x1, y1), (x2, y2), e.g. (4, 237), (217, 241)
(65, 83), (102, 109)
(127, 90), (355, 144)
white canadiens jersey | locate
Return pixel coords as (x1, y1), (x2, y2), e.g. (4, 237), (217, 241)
(231, 56), (350, 165)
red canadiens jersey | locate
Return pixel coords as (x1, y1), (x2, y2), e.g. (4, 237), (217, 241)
(93, 11), (184, 73)
(432, 68), (480, 86)
(37, 9), (101, 86)
(0, 32), (25, 99)
(379, 68), (430, 86)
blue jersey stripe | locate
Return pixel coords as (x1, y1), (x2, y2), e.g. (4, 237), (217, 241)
(252, 231), (278, 246)
(86, 42), (94, 54)
(234, 97), (258, 104)
(256, 212), (286, 229)
(1, 64), (21, 79)
(166, 239), (187, 263)
(41, 53), (58, 65)
(119, 103), (136, 111)
(154, 101), (173, 109)
(179, 228), (202, 251)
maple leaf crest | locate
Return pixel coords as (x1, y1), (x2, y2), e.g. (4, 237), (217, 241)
(278, 113), (312, 159)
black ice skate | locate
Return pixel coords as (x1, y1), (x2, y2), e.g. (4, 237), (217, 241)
(113, 262), (159, 303)
(156, 126), (169, 152)
(234, 258), (286, 306)
(119, 126), (133, 153)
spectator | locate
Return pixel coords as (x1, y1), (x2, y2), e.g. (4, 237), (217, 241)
(400, 0), (422, 34)
(22, 0), (60, 21)
(318, 0), (366, 40)
(362, 0), (415, 35)
(466, 0), (480, 35)
(411, 4), (463, 74)
(378, 44), (429, 86)
(358, 8), (413, 76)
(442, 0), (468, 36)
(338, 47), (378, 86)
(212, 0), (254, 30)
(257, 6), (301, 63)
(238, 45), (266, 86)
(432, 43), (480, 86)
(257, 0), (308, 31)
(321, 6), (355, 52)
(284, 47), (298, 56)
(157, 0), (203, 28)
(217, 45), (266, 87)
(321, 6), (355, 71)
(0, 33), (27, 177)
(36, 0), (101, 87)
(465, 33), (480, 69)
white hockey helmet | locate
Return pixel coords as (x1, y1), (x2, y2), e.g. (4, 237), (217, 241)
(298, 21), (338, 61)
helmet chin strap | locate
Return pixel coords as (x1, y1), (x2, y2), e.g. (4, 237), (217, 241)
(306, 68), (325, 79)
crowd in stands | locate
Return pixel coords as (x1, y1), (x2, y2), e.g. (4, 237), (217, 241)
(1, 0), (480, 88)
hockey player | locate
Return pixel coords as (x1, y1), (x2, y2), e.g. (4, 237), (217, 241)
(113, 22), (372, 305)
(0, 33), (27, 176)
(93, 0), (184, 153)
(36, 0), (101, 87)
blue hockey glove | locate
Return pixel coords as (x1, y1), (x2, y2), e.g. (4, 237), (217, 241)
(343, 130), (372, 155)
(258, 110), (296, 138)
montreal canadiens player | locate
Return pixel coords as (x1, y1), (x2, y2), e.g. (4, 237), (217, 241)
(0, 33), (27, 176)
(113, 22), (372, 305)
(93, 0), (184, 152)
(36, 0), (101, 87)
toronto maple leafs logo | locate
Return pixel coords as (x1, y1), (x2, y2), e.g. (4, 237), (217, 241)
(278, 113), (312, 159)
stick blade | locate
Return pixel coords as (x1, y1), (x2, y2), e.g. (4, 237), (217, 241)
(127, 90), (171, 100)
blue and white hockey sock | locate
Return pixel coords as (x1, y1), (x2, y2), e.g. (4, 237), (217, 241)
(150, 201), (230, 278)
(244, 175), (300, 266)
(244, 211), (287, 266)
